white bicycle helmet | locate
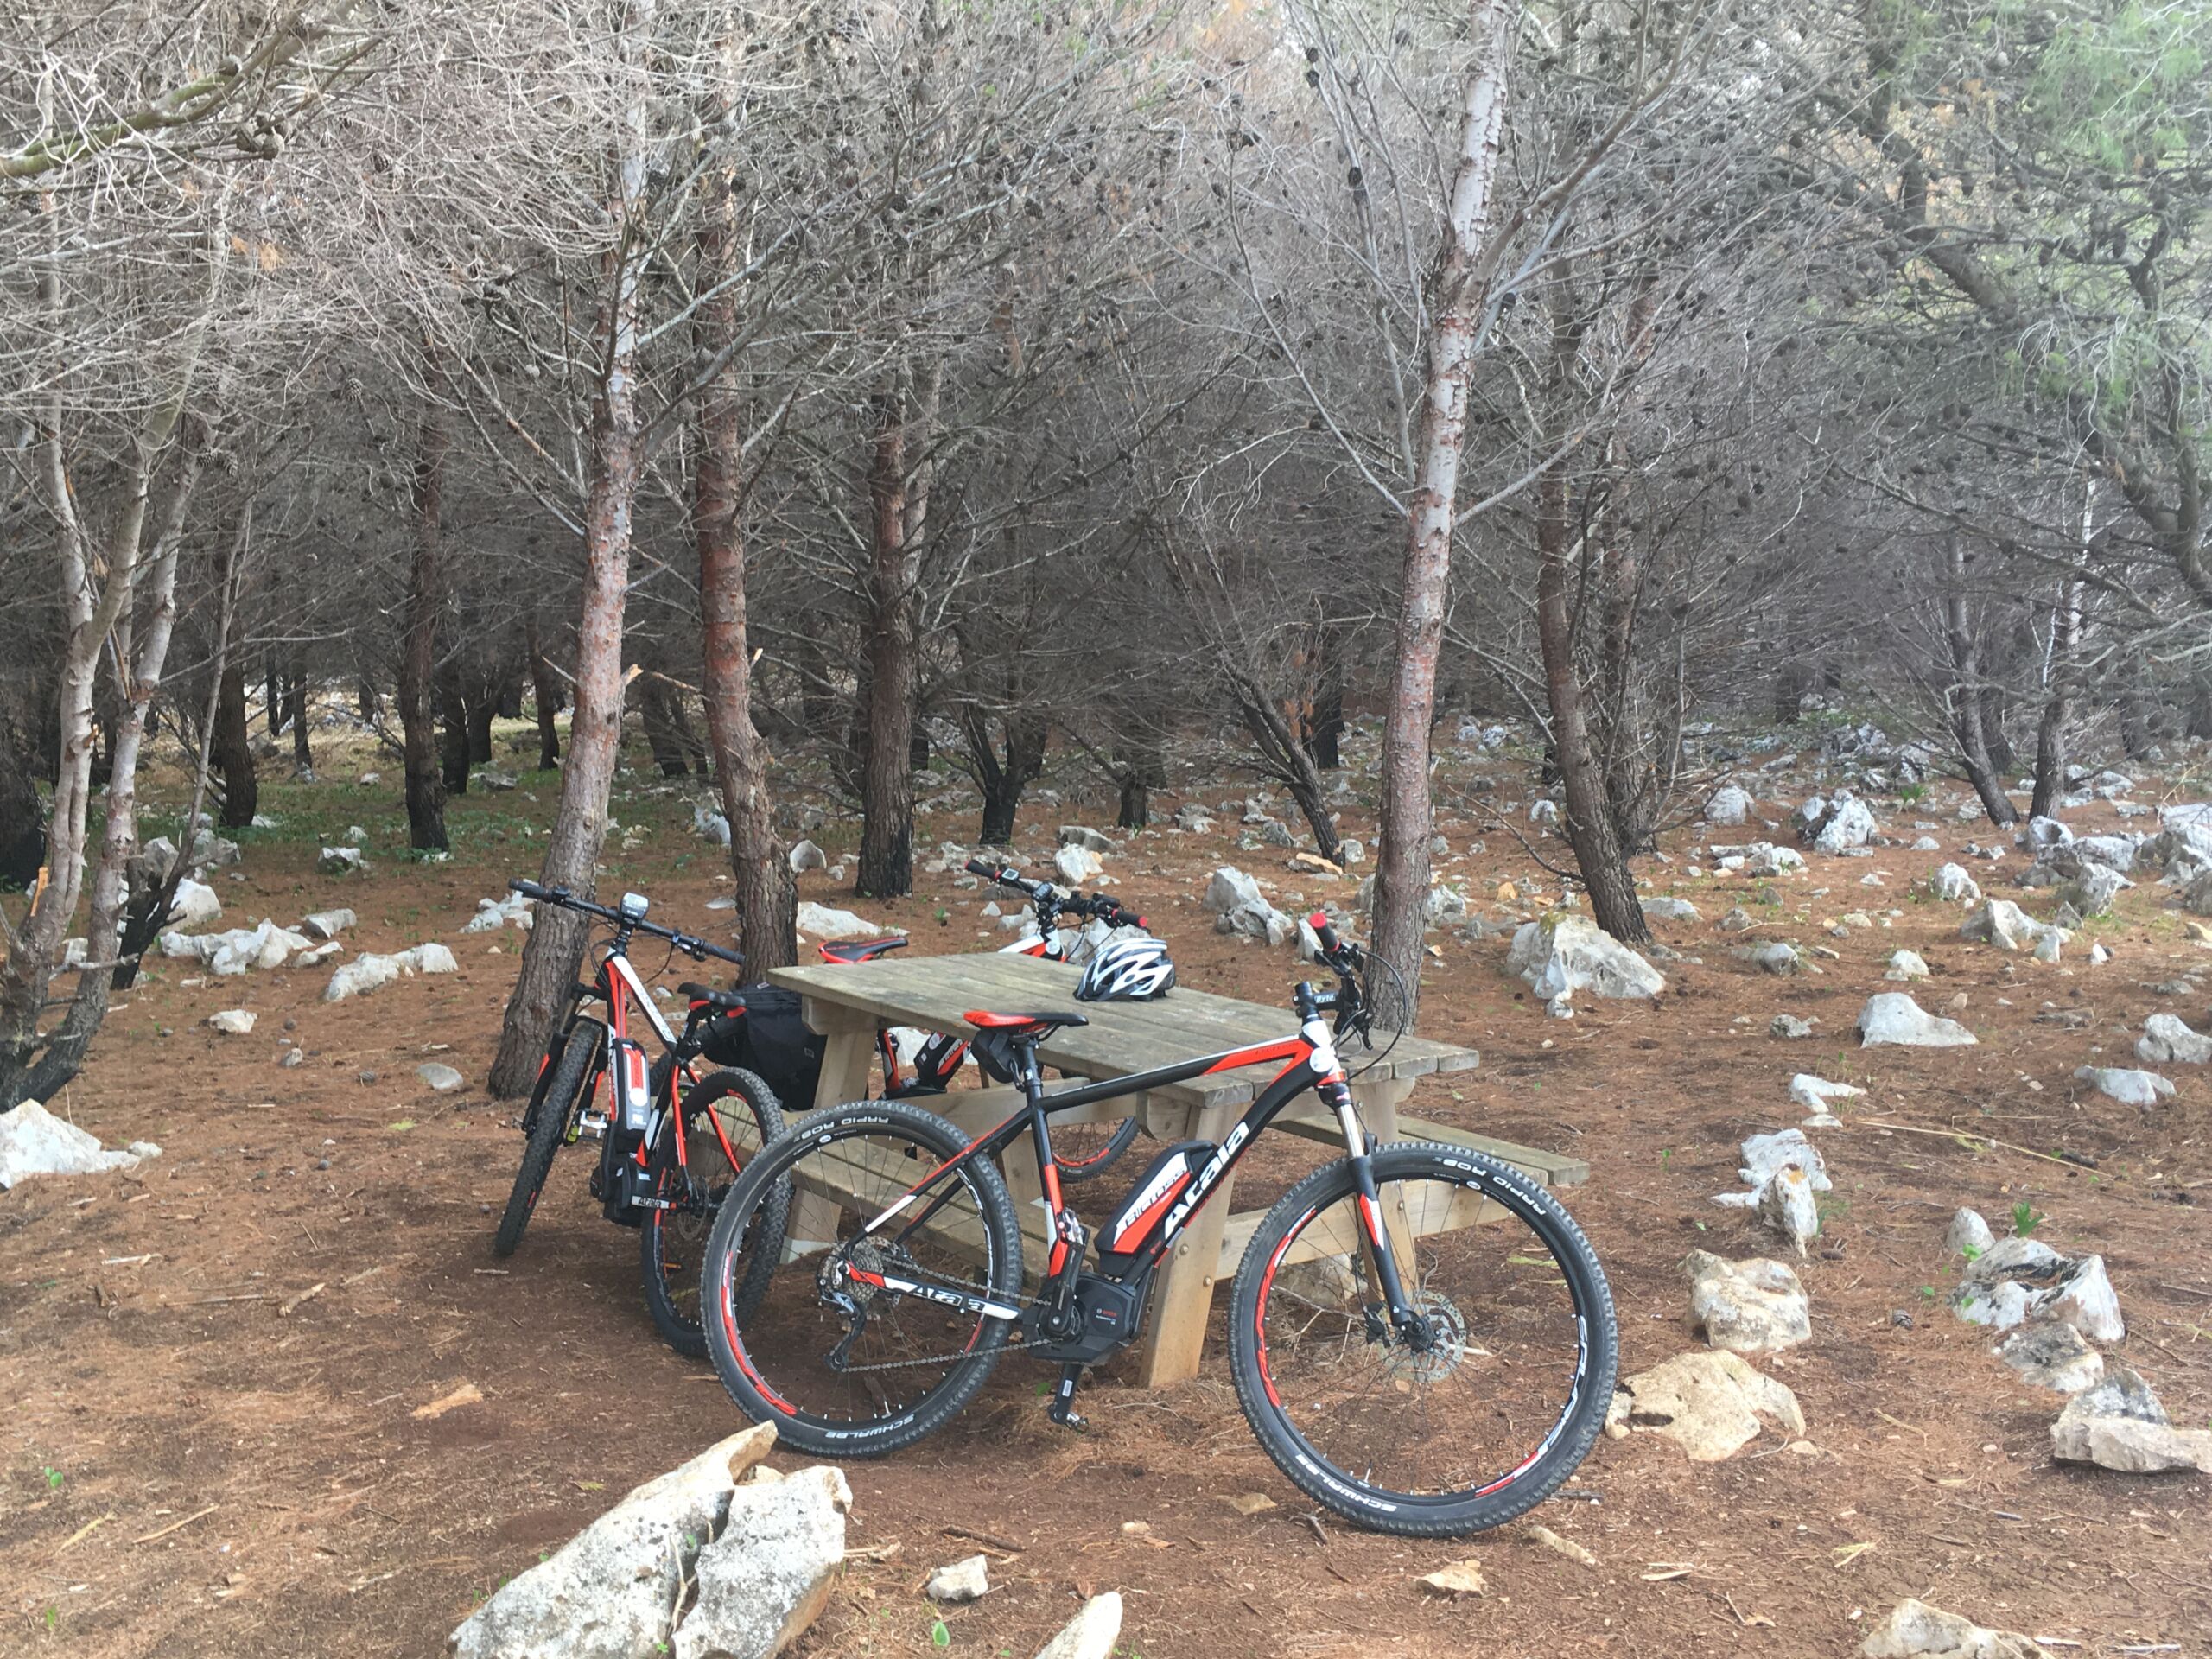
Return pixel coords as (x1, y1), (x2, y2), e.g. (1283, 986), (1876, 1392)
(1075, 935), (1176, 1001)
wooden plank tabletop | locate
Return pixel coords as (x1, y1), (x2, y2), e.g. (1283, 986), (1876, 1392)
(769, 953), (1478, 1110)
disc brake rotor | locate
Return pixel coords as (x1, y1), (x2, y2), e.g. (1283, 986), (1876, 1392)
(1382, 1290), (1474, 1385)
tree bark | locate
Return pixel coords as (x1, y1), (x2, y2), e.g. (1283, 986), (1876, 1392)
(965, 708), (1046, 847)
(286, 662), (311, 773)
(695, 154), (798, 971)
(1535, 468), (1649, 944)
(856, 361), (940, 899)
(1311, 628), (1345, 771)
(490, 56), (652, 1096)
(1944, 536), (2018, 826)
(400, 382), (450, 849)
(1372, 0), (1516, 1027)
(527, 615), (562, 770)
(212, 657), (257, 828)
(2029, 574), (2080, 821)
(640, 676), (693, 777)
(437, 660), (473, 795)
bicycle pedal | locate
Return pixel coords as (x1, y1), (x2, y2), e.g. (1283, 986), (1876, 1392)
(1049, 1407), (1089, 1433)
(1046, 1362), (1088, 1431)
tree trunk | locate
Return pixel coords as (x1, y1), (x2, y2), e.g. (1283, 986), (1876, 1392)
(2029, 575), (2080, 821)
(1312, 632), (1345, 771)
(213, 658), (257, 828)
(1943, 537), (2018, 826)
(490, 86), (652, 1097)
(967, 709), (1046, 848)
(1372, 0), (1515, 1027)
(640, 677), (693, 777)
(527, 615), (562, 770)
(286, 663), (312, 773)
(437, 662), (473, 795)
(1535, 467), (1649, 944)
(696, 156), (798, 971)
(856, 362), (940, 899)
(467, 669), (499, 766)
(1979, 687), (2016, 777)
(400, 384), (450, 849)
(1115, 740), (1162, 830)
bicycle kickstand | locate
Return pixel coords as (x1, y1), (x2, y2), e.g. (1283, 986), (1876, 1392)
(1047, 1363), (1089, 1432)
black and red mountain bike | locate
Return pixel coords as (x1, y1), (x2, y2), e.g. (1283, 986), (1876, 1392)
(697, 917), (1618, 1537)
(491, 880), (789, 1357)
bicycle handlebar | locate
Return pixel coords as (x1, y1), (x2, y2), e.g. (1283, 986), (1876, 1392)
(508, 878), (746, 968)
(962, 860), (1147, 931)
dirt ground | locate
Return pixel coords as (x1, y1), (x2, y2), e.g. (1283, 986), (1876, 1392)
(4, 730), (2209, 1657)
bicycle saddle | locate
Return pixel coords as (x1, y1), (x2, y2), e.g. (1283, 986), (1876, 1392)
(817, 937), (910, 964)
(962, 1009), (1089, 1039)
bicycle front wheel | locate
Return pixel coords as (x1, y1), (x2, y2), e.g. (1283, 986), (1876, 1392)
(702, 1097), (1023, 1459)
(1229, 1141), (1617, 1536)
(493, 1022), (599, 1257)
(641, 1067), (788, 1357)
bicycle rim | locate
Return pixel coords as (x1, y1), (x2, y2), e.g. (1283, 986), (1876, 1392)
(1244, 1155), (1608, 1519)
(715, 1116), (1015, 1440)
(647, 1091), (766, 1338)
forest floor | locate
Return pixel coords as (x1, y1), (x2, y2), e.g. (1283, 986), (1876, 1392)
(3, 721), (2211, 1658)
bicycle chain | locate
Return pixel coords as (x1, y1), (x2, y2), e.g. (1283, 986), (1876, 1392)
(801, 1253), (1060, 1376)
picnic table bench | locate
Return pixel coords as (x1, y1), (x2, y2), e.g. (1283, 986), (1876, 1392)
(768, 951), (1586, 1386)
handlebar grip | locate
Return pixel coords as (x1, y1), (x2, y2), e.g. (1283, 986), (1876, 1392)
(1308, 912), (1342, 957)
(509, 878), (551, 901)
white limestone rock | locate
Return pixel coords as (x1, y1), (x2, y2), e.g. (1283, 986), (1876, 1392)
(1505, 913), (1665, 1004)
(0, 1099), (157, 1189)
(2138, 1014), (2212, 1065)
(794, 902), (901, 942)
(2073, 1065), (2174, 1108)
(1683, 1249), (1809, 1353)
(1858, 993), (1977, 1047)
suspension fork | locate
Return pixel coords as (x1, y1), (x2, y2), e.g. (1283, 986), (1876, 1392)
(1324, 1076), (1429, 1349)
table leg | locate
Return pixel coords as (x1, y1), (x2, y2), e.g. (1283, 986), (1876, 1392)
(783, 1002), (880, 1262)
(1134, 1099), (1236, 1389)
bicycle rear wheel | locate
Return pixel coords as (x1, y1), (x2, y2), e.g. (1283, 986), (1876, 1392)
(493, 1023), (599, 1257)
(702, 1098), (1023, 1458)
(1228, 1141), (1617, 1536)
(641, 1067), (788, 1357)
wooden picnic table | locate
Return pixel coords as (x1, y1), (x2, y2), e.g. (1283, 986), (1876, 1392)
(769, 951), (1584, 1386)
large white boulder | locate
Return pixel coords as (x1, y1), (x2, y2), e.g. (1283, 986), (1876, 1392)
(1605, 1351), (1804, 1462)
(0, 1099), (158, 1189)
(1858, 993), (1977, 1048)
(1505, 913), (1664, 1013)
(1930, 863), (1981, 905)
(451, 1426), (790, 1659)
(462, 892), (536, 934)
(1683, 1250), (1809, 1353)
(1034, 1594), (1123, 1659)
(1053, 843), (1103, 886)
(2074, 1065), (2173, 1108)
(1814, 794), (1878, 854)
(1959, 899), (2062, 952)
(1706, 785), (1753, 826)
(1204, 867), (1292, 946)
(2050, 1365), (2212, 1474)
(2139, 1014), (2212, 1065)
(168, 878), (223, 930)
(794, 902), (899, 942)
(671, 1465), (853, 1659)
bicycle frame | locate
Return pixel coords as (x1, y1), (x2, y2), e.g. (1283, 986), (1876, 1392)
(840, 990), (1418, 1338)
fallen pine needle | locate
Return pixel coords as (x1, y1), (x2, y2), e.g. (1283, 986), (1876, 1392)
(279, 1282), (327, 1316)
(1832, 1541), (1878, 1567)
(56, 1511), (116, 1553)
(1876, 1409), (1927, 1440)
(134, 1503), (218, 1544)
(1642, 1563), (1694, 1581)
(411, 1382), (484, 1420)
(941, 1525), (1023, 1554)
(1853, 1119), (2081, 1170)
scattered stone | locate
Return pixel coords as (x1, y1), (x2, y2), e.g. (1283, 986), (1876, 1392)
(1054, 842), (1104, 885)
(1755, 1165), (1821, 1255)
(693, 800), (731, 846)
(1885, 949), (1930, 982)
(1930, 863), (1982, 905)
(345, 824), (369, 846)
(1338, 837), (1364, 865)
(1529, 798), (1559, 827)
(1717, 906), (1755, 933)
(324, 942), (460, 1002)
(794, 902), (900, 942)
(2031, 928), (2063, 965)
(1995, 1320), (2105, 1394)
(476, 769), (518, 792)
(162, 918), (318, 976)
(2050, 1364), (2212, 1474)
(1858, 992), (1977, 1048)
(316, 845), (368, 875)
(1642, 896), (1700, 921)
(2073, 1065), (2174, 1108)
(1417, 1559), (1488, 1597)
(926, 1554), (990, 1604)
(299, 908), (356, 941)
(279, 1048), (305, 1069)
(1505, 912), (1664, 1016)
(788, 839), (826, 874)
(417, 1063), (465, 1093)
(2138, 1013), (2212, 1065)
(461, 892), (535, 934)
(1204, 867), (1293, 947)
(1960, 898), (2063, 952)
(207, 1009), (257, 1035)
(1707, 785), (1753, 825)
(1789, 1074), (1862, 1121)
(168, 878), (223, 929)
(1859, 1597), (2050, 1659)
(2056, 862), (2131, 918)
(1258, 817), (1299, 849)
(1953, 1239), (2123, 1341)
(1814, 794), (1878, 854)
(1605, 1351), (1805, 1461)
(1735, 941), (1802, 976)
(1033, 1594), (1122, 1659)
(0, 1099), (158, 1189)
(1683, 1249), (1809, 1353)
(1770, 1014), (1815, 1039)
(1945, 1208), (1995, 1258)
